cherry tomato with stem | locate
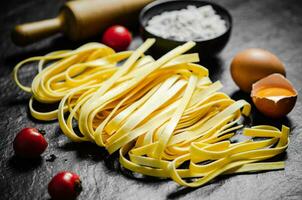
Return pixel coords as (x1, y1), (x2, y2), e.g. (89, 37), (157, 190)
(13, 127), (48, 158)
(48, 171), (82, 200)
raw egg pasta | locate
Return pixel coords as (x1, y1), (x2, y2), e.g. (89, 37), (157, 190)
(14, 39), (289, 187)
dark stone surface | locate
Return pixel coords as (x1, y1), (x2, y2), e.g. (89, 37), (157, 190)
(1, 0), (302, 199)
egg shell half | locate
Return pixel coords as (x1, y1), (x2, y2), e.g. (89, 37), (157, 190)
(251, 73), (297, 118)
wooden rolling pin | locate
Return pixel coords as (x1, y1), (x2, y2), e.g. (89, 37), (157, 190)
(12, 0), (153, 46)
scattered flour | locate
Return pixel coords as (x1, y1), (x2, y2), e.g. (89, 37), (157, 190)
(146, 5), (227, 41)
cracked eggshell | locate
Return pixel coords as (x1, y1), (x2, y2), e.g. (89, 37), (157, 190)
(251, 73), (297, 118)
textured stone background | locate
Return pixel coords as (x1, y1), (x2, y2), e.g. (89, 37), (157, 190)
(0, 0), (302, 199)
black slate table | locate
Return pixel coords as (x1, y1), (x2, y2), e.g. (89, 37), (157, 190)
(1, 0), (302, 199)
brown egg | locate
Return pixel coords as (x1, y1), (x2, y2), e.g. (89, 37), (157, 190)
(230, 48), (286, 92)
(251, 73), (297, 118)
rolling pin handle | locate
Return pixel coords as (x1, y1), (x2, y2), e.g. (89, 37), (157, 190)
(11, 16), (63, 46)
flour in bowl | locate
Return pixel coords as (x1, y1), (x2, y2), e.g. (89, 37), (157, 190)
(146, 5), (227, 41)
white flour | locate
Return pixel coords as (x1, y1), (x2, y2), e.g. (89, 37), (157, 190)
(146, 5), (227, 41)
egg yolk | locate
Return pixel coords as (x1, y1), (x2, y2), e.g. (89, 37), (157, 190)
(256, 87), (294, 100)
(256, 87), (294, 97)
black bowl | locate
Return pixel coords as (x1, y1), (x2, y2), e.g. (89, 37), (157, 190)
(139, 0), (232, 58)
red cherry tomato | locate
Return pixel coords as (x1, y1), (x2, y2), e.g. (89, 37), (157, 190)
(102, 25), (132, 51)
(48, 171), (82, 200)
(13, 128), (48, 158)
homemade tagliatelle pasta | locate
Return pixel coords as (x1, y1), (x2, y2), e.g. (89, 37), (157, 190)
(14, 39), (289, 187)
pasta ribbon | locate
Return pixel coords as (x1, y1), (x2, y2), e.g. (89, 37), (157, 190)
(14, 39), (289, 187)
